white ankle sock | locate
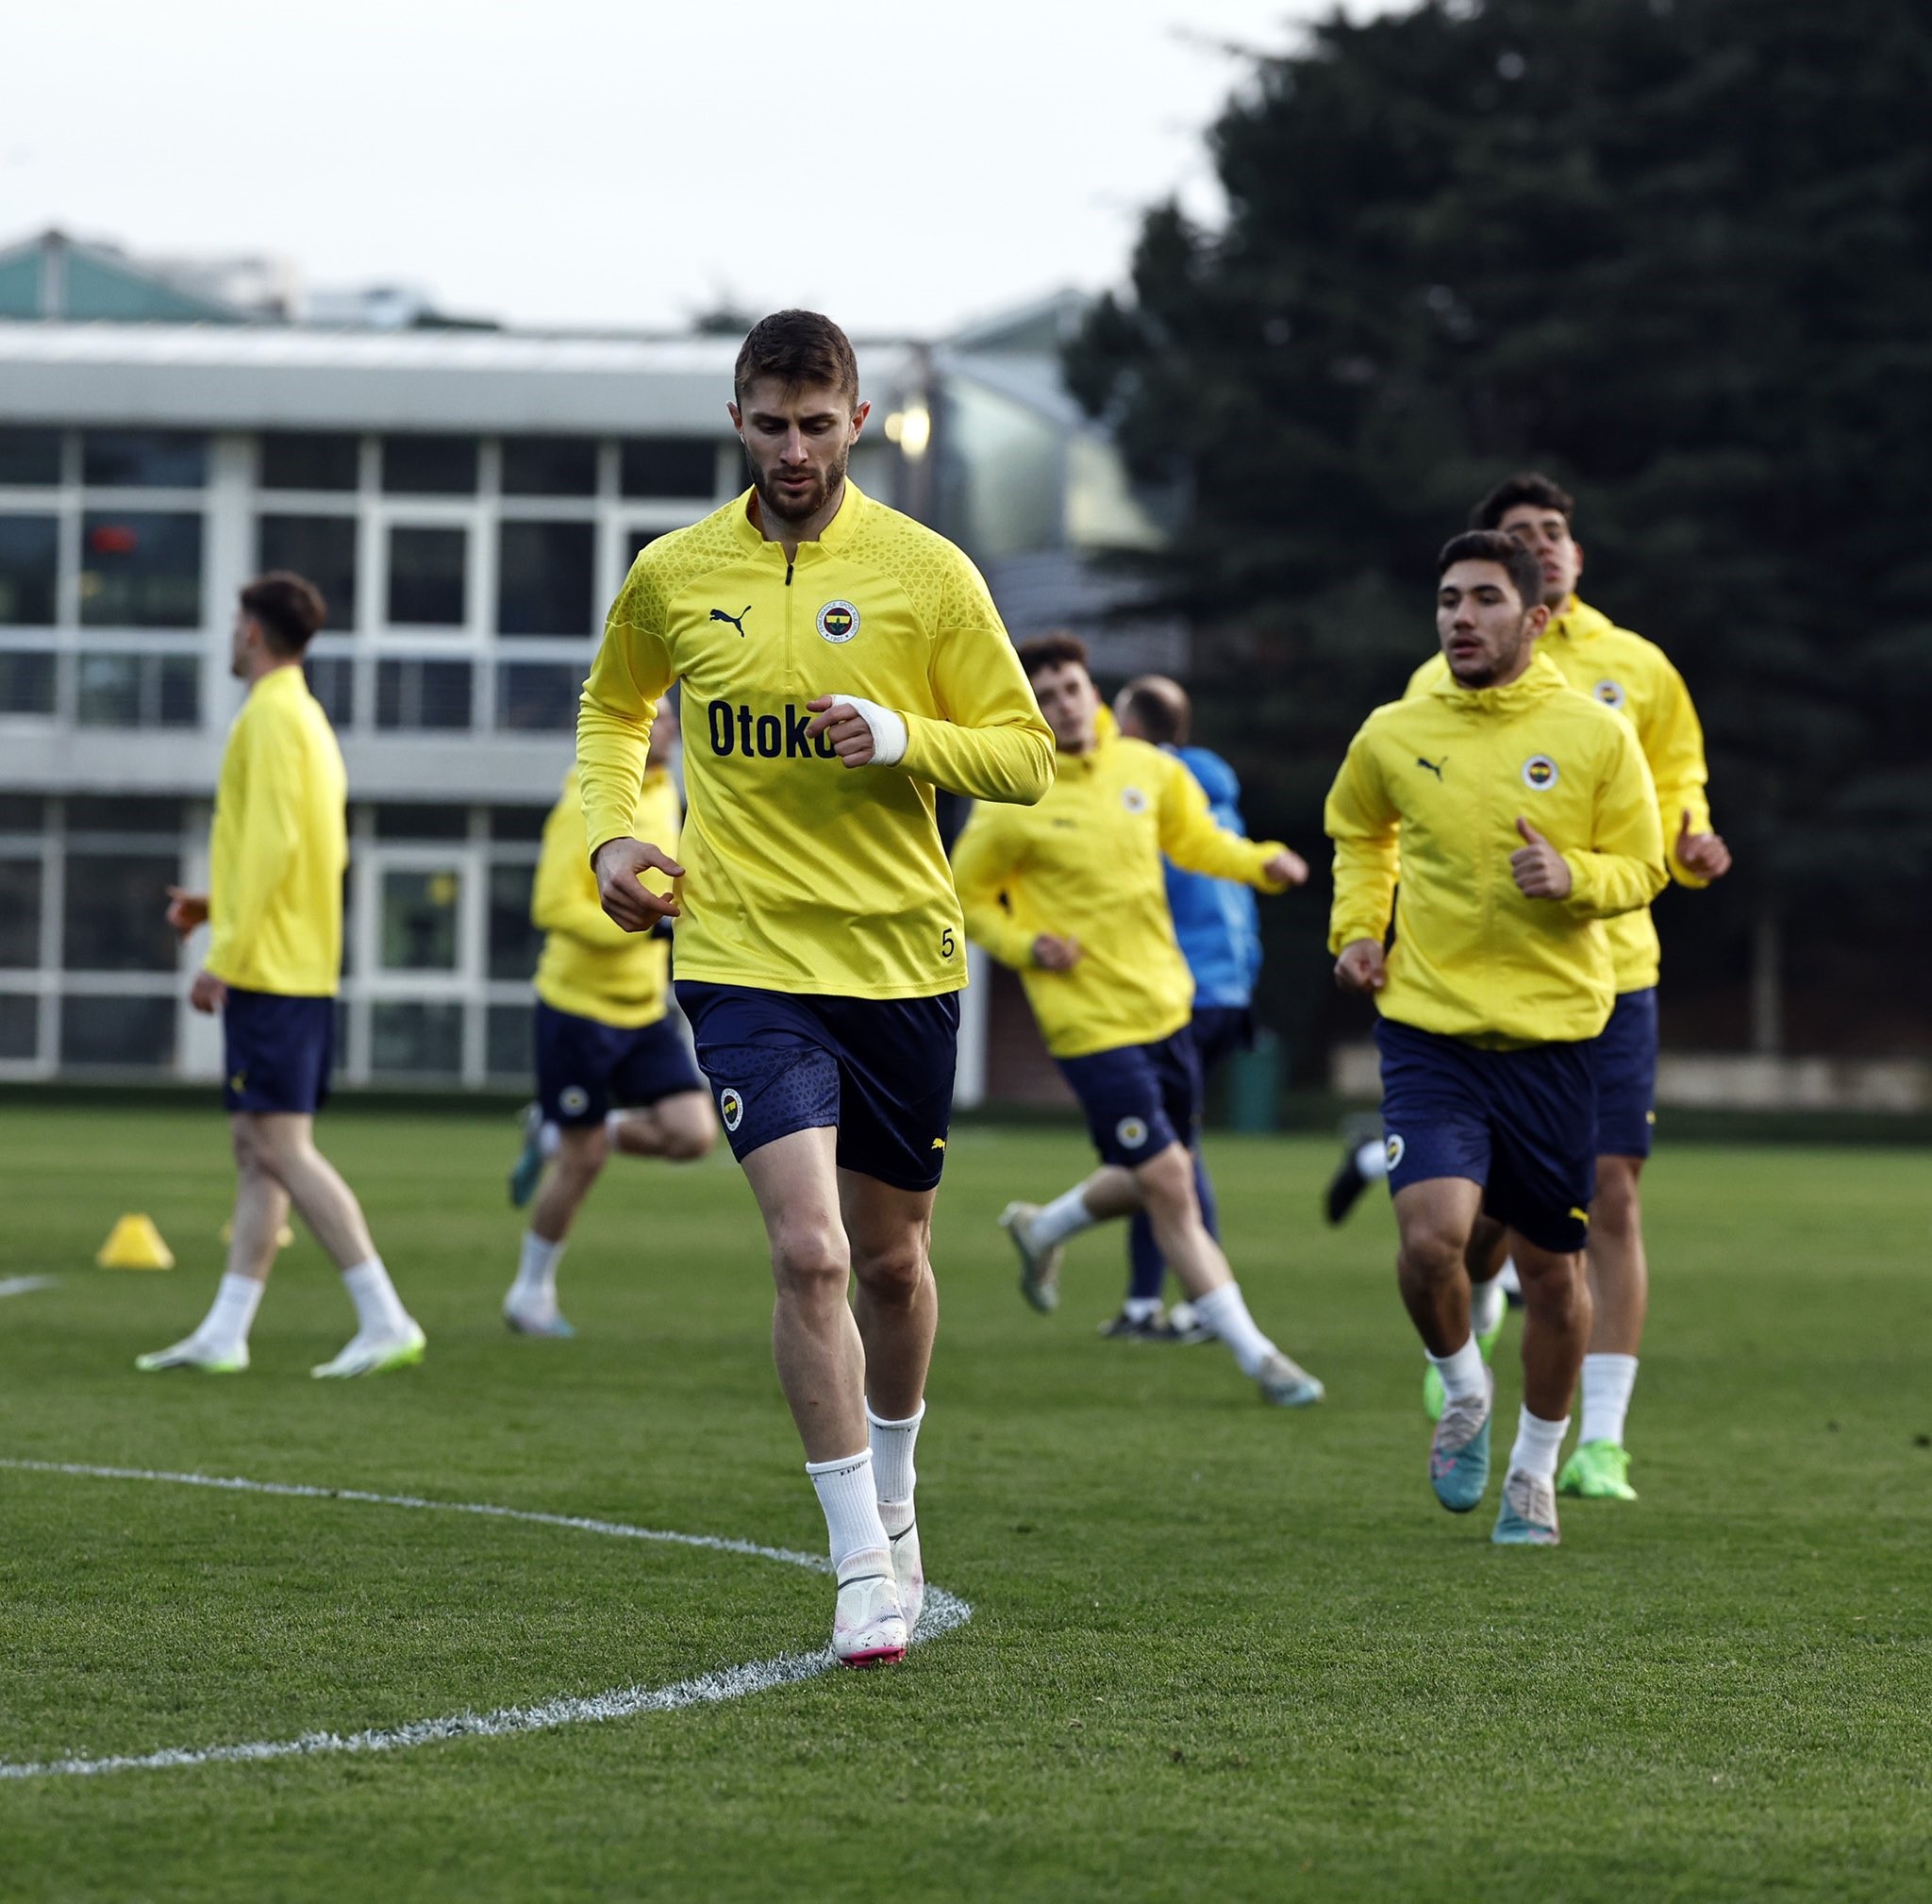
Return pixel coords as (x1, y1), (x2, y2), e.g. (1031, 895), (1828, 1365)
(865, 1398), (923, 1508)
(509, 1232), (565, 1312)
(1578, 1353), (1639, 1446)
(1192, 1282), (1277, 1378)
(539, 1121), (562, 1159)
(1031, 1185), (1096, 1248)
(341, 1259), (409, 1338)
(1470, 1277), (1506, 1338)
(1356, 1138), (1390, 1180)
(1497, 1255), (1522, 1297)
(805, 1448), (890, 1571)
(198, 1272), (265, 1357)
(1507, 1407), (1569, 1481)
(1122, 1295), (1162, 1325)
(1428, 1334), (1487, 1403)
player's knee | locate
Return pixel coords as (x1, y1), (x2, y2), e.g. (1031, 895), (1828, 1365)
(770, 1218), (849, 1296)
(852, 1233), (927, 1304)
(1594, 1158), (1642, 1233)
(1398, 1225), (1467, 1286)
(1133, 1144), (1197, 1222)
(661, 1102), (717, 1161)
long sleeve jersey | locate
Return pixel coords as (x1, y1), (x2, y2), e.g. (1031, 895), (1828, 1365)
(205, 665), (346, 997)
(579, 483), (1055, 1001)
(533, 767), (678, 1029)
(1326, 650), (1666, 1046)
(1407, 596), (1713, 992)
(952, 712), (1291, 1059)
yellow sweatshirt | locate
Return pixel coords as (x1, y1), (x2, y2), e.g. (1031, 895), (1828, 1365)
(1326, 650), (1666, 1045)
(578, 482), (1055, 1000)
(1407, 596), (1713, 991)
(533, 767), (679, 1028)
(953, 711), (1291, 1058)
(205, 665), (346, 996)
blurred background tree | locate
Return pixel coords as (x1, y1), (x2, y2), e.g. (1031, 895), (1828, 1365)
(1065, 0), (1932, 1076)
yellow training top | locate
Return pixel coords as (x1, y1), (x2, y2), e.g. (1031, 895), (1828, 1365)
(952, 710), (1291, 1059)
(579, 482), (1055, 1001)
(1407, 596), (1712, 991)
(205, 665), (347, 997)
(533, 767), (679, 1029)
(1326, 650), (1666, 1046)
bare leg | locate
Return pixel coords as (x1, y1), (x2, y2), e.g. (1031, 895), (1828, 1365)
(528, 1126), (609, 1245)
(1130, 1143), (1230, 1299)
(1465, 1212), (1508, 1288)
(610, 1091), (717, 1163)
(225, 1118), (290, 1284)
(1585, 1155), (1646, 1354)
(1392, 1177), (1486, 1355)
(1514, 1238), (1591, 1422)
(841, 1172), (941, 1421)
(242, 1112), (378, 1272)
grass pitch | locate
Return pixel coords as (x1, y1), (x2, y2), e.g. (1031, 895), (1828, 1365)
(0, 1102), (1927, 1903)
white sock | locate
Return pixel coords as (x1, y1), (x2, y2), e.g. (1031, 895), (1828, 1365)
(1497, 1255), (1522, 1297)
(341, 1259), (410, 1338)
(805, 1447), (890, 1572)
(1578, 1353), (1639, 1446)
(865, 1399), (923, 1524)
(1428, 1334), (1487, 1403)
(1030, 1184), (1097, 1248)
(1470, 1277), (1506, 1338)
(508, 1232), (565, 1314)
(1507, 1407), (1569, 1481)
(1192, 1281), (1277, 1378)
(197, 1272), (265, 1357)
(539, 1121), (562, 1159)
(1355, 1138), (1390, 1180)
(1122, 1295), (1162, 1325)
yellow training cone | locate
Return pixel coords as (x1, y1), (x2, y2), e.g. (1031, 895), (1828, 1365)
(218, 1221), (296, 1249)
(96, 1214), (175, 1271)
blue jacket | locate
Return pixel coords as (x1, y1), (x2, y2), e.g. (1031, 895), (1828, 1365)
(1166, 745), (1262, 1009)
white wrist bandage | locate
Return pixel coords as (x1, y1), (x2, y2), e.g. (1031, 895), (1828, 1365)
(830, 694), (908, 767)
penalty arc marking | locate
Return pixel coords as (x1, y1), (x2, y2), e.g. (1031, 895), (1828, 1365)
(0, 1459), (972, 1783)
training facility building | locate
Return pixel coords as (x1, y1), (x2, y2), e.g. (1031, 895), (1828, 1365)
(0, 241), (1168, 1099)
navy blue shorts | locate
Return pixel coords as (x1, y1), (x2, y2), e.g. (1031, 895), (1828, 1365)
(676, 981), (959, 1193)
(1591, 987), (1657, 1160)
(1374, 1018), (1596, 1254)
(1056, 1027), (1201, 1170)
(222, 988), (334, 1115)
(1190, 1003), (1256, 1079)
(534, 1001), (705, 1127)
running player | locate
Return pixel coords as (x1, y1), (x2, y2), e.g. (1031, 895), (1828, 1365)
(140, 573), (425, 1379)
(1324, 531), (1665, 1544)
(1009, 673), (1262, 1344)
(579, 310), (1054, 1666)
(502, 700), (716, 1337)
(953, 635), (1324, 1407)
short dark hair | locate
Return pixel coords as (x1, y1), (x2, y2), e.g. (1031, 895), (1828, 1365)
(1015, 631), (1091, 680)
(240, 571), (326, 657)
(1470, 470), (1575, 531)
(1117, 675), (1191, 746)
(733, 309), (859, 409)
(1438, 530), (1543, 610)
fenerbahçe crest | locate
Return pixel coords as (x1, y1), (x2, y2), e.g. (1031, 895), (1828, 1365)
(1521, 754), (1559, 791)
(1594, 678), (1625, 710)
(719, 1088), (744, 1132)
(816, 599), (858, 643)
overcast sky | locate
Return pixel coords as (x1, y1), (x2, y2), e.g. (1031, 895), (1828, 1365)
(4, 0), (1387, 338)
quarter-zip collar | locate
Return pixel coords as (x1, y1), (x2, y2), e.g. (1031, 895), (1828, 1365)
(1424, 646), (1571, 717)
(1060, 704), (1119, 777)
(1544, 594), (1616, 648)
(729, 478), (869, 564)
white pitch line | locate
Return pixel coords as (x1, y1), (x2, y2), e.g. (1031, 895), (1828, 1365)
(0, 1459), (971, 1782)
(0, 1276), (58, 1299)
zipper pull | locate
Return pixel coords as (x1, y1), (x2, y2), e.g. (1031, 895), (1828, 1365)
(785, 560), (794, 587)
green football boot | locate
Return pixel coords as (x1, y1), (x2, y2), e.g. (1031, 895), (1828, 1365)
(1557, 1439), (1637, 1500)
(135, 1336), (247, 1374)
(1423, 1309), (1507, 1423)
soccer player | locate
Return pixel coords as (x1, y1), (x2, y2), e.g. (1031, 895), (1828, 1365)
(952, 635), (1325, 1407)
(1008, 673), (1263, 1344)
(1324, 531), (1665, 1545)
(578, 310), (1054, 1666)
(139, 573), (425, 1379)
(502, 700), (716, 1337)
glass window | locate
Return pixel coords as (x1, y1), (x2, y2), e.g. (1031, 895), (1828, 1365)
(0, 428), (61, 487)
(497, 521), (593, 636)
(502, 437), (597, 496)
(621, 438), (717, 498)
(0, 795), (45, 830)
(374, 804), (468, 841)
(259, 432), (360, 492)
(387, 526), (466, 625)
(381, 436), (478, 495)
(486, 1002), (533, 1077)
(0, 651), (56, 715)
(304, 655), (355, 728)
(0, 860), (40, 965)
(80, 511), (203, 628)
(379, 867), (461, 970)
(489, 861), (541, 979)
(495, 660), (581, 732)
(375, 659), (472, 730)
(0, 515), (58, 624)
(62, 851), (179, 971)
(490, 806), (548, 842)
(68, 796), (182, 835)
(59, 994), (175, 1068)
(0, 993), (35, 1060)
(75, 654), (199, 728)
(371, 1000), (463, 1076)
(258, 515), (358, 631)
(82, 431), (208, 490)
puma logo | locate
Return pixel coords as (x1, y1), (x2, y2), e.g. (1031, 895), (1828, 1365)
(1417, 756), (1446, 780)
(710, 606), (751, 638)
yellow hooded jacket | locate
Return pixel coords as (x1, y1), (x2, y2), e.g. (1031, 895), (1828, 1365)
(1326, 651), (1666, 1046)
(1407, 596), (1713, 991)
(953, 710), (1291, 1059)
(578, 483), (1054, 1001)
(533, 767), (679, 1029)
